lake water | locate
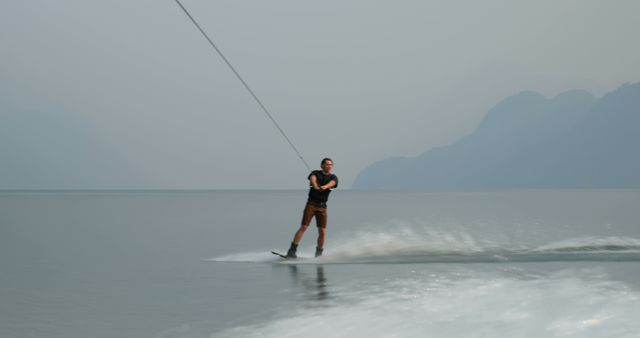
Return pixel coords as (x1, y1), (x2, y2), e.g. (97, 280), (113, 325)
(2, 190), (640, 337)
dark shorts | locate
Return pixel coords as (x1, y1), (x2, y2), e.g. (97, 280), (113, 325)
(301, 201), (327, 228)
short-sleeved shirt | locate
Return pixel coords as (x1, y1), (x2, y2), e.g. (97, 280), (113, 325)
(307, 170), (338, 204)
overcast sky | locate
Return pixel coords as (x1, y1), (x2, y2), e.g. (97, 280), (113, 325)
(3, 1), (640, 189)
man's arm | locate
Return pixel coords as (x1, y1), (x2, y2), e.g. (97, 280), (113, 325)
(310, 174), (321, 190)
(320, 180), (337, 191)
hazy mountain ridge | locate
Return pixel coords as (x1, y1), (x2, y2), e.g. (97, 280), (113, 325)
(353, 82), (640, 190)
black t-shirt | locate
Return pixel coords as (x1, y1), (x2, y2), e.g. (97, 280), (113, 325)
(307, 170), (338, 204)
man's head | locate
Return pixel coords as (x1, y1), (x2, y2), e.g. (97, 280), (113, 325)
(321, 158), (333, 173)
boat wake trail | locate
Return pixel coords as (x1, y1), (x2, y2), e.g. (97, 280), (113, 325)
(310, 235), (640, 264)
(206, 234), (640, 264)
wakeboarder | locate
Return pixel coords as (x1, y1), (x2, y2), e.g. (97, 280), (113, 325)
(283, 158), (338, 258)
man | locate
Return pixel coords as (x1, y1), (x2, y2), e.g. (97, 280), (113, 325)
(286, 158), (338, 258)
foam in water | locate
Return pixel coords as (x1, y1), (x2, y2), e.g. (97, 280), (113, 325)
(206, 231), (640, 264)
(212, 269), (640, 337)
(204, 226), (511, 264)
(532, 237), (640, 253)
(206, 250), (319, 263)
(204, 251), (275, 263)
(325, 223), (516, 258)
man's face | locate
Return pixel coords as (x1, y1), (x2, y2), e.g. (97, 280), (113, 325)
(321, 160), (333, 173)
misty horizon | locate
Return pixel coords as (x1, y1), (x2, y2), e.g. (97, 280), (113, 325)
(3, 1), (640, 189)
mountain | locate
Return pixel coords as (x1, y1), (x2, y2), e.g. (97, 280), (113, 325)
(353, 82), (640, 190)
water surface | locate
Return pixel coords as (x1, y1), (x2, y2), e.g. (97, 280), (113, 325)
(2, 190), (640, 337)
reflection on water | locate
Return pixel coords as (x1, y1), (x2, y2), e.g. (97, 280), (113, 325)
(286, 265), (330, 304)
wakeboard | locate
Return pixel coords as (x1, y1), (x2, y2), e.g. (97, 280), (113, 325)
(271, 251), (307, 260)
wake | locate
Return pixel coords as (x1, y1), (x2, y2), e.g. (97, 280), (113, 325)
(205, 236), (640, 264)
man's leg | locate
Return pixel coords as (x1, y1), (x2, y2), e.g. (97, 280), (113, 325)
(288, 203), (313, 258)
(293, 224), (309, 244)
(316, 227), (325, 249)
(315, 207), (327, 257)
(286, 224), (308, 258)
